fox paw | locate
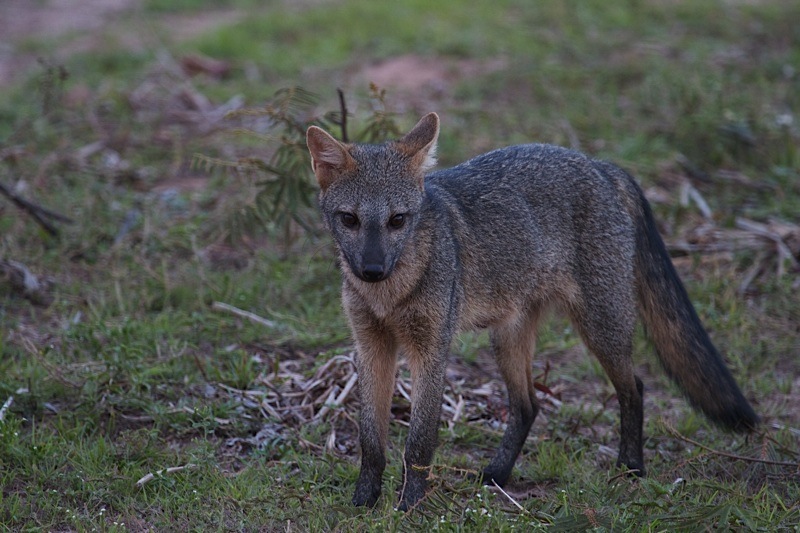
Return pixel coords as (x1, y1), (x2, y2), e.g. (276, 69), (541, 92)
(470, 467), (511, 487)
(352, 484), (381, 508)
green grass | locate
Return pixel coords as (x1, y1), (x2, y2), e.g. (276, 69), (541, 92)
(1, 0), (799, 530)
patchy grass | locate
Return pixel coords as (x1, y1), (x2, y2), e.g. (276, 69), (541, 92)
(1, 0), (799, 530)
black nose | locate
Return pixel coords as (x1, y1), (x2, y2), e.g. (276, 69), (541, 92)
(361, 264), (385, 282)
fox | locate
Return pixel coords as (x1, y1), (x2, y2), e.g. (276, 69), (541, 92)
(306, 112), (759, 511)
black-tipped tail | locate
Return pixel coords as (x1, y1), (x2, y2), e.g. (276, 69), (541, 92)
(631, 180), (758, 432)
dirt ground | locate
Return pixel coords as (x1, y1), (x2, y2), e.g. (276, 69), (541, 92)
(0, 0), (245, 87)
(0, 0), (134, 85)
(0, 0), (502, 103)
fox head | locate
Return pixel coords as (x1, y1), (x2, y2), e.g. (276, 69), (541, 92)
(306, 113), (439, 283)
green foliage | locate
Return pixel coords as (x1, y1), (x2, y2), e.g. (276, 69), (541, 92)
(453, 331), (490, 363)
(195, 85), (401, 245)
(144, 0), (259, 13)
(0, 0), (798, 530)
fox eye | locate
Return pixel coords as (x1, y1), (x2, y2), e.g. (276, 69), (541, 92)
(388, 213), (406, 229)
(340, 212), (359, 228)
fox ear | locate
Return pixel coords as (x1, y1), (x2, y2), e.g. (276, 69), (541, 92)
(397, 112), (440, 179)
(306, 126), (355, 190)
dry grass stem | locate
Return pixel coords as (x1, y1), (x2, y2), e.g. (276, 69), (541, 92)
(135, 464), (197, 487)
(212, 301), (278, 329)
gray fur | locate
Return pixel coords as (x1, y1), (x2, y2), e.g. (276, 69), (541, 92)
(306, 114), (758, 511)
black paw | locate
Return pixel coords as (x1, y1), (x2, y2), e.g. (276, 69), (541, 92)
(474, 467), (510, 487)
(615, 459), (646, 478)
(396, 477), (428, 512)
(396, 491), (424, 513)
(352, 484), (381, 508)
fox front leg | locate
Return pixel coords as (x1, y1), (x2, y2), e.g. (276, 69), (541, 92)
(351, 327), (398, 507)
(396, 338), (450, 511)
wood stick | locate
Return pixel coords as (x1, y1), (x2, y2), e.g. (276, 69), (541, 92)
(0, 179), (74, 236)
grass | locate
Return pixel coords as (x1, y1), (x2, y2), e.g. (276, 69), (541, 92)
(1, 0), (799, 530)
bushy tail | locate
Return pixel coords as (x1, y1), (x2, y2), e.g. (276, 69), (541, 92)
(631, 182), (759, 432)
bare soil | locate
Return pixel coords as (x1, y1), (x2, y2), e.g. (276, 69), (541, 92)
(358, 54), (505, 93)
(0, 0), (242, 87)
(0, 0), (135, 85)
(0, 0), (504, 115)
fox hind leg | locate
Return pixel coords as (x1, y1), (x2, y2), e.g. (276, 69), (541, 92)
(568, 293), (645, 476)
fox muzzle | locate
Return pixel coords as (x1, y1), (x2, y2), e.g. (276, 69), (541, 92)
(360, 263), (387, 282)
(355, 224), (390, 282)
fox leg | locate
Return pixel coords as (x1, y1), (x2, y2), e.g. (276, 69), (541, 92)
(351, 319), (398, 507)
(396, 318), (453, 511)
(568, 291), (645, 475)
(482, 308), (542, 486)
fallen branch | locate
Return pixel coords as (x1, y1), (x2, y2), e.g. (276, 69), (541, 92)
(664, 423), (798, 468)
(0, 179), (73, 236)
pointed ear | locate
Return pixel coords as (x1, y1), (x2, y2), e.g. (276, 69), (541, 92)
(396, 112), (440, 177)
(306, 126), (356, 190)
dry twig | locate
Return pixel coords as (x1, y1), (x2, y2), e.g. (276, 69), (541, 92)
(337, 88), (349, 143)
(664, 423), (798, 468)
(20, 337), (82, 388)
(735, 217), (800, 277)
(135, 464), (197, 487)
(491, 480), (526, 512)
(666, 215), (800, 291)
(0, 396), (13, 422)
(0, 179), (73, 236)
(212, 301), (277, 329)
(0, 259), (53, 306)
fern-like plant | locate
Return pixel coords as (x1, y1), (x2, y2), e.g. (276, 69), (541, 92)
(196, 85), (400, 247)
